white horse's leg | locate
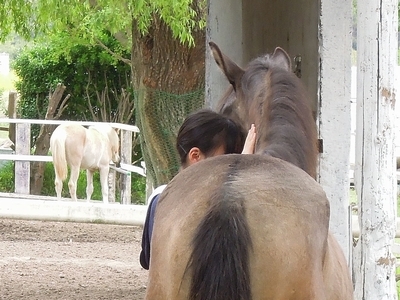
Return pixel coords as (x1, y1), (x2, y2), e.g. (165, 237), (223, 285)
(86, 170), (94, 202)
(54, 174), (63, 200)
(99, 166), (110, 204)
(68, 166), (80, 201)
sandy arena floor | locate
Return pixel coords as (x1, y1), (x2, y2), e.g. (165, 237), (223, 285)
(0, 218), (148, 299)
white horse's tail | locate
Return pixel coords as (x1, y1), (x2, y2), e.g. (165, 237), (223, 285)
(50, 130), (68, 181)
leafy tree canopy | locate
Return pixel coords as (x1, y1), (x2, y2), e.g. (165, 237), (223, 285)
(13, 33), (132, 122)
(0, 0), (206, 49)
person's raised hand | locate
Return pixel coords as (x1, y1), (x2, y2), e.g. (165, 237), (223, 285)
(242, 124), (256, 154)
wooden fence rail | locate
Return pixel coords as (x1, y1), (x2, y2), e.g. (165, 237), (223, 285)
(0, 118), (144, 204)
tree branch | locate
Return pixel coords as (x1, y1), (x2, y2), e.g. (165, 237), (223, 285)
(95, 38), (131, 65)
(85, 70), (98, 121)
(54, 94), (70, 119)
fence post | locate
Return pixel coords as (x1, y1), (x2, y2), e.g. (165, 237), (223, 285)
(15, 123), (30, 194)
(353, 0), (398, 297)
(8, 92), (17, 146)
(108, 168), (116, 203)
(120, 129), (132, 204)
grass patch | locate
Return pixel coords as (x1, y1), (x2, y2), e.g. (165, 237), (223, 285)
(397, 267), (400, 299)
(0, 161), (146, 204)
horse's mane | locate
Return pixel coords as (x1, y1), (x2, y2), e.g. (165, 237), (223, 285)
(238, 55), (318, 178)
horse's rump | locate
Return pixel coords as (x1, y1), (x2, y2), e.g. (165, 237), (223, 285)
(147, 154), (331, 300)
(188, 173), (252, 300)
(63, 124), (86, 166)
(50, 129), (68, 181)
(50, 124), (86, 180)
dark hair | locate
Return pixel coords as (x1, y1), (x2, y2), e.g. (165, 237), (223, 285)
(176, 109), (245, 165)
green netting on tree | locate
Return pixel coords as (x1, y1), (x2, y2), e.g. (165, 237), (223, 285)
(134, 88), (205, 188)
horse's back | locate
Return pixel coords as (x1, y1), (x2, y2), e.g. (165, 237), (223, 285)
(51, 123), (86, 160)
(77, 126), (112, 169)
(61, 124), (87, 161)
(51, 123), (117, 170)
(148, 154), (333, 300)
(52, 123), (86, 142)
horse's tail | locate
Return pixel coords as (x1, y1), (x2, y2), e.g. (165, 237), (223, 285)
(188, 192), (252, 300)
(50, 131), (68, 181)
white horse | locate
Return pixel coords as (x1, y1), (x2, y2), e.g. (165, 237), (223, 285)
(50, 123), (120, 203)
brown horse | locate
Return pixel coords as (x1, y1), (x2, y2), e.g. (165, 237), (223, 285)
(145, 43), (353, 299)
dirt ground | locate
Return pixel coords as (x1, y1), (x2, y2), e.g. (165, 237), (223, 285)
(0, 218), (148, 300)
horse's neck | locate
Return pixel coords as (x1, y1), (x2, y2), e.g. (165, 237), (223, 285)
(256, 98), (317, 178)
(89, 126), (111, 143)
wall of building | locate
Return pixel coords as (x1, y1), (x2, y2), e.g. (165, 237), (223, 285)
(205, 0), (243, 109)
(242, 0), (319, 114)
(206, 0), (353, 261)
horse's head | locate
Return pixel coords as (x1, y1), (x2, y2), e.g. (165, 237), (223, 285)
(106, 126), (121, 167)
(210, 42), (318, 178)
(211, 42), (292, 134)
(210, 42), (247, 134)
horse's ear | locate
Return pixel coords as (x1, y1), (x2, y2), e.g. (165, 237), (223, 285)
(209, 41), (244, 89)
(114, 128), (120, 135)
(272, 47), (292, 71)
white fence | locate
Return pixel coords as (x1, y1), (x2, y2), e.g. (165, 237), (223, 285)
(1, 71), (400, 226)
(0, 119), (148, 225)
(0, 195), (147, 226)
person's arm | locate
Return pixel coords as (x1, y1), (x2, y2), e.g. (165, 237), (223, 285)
(139, 194), (160, 270)
(242, 124), (256, 154)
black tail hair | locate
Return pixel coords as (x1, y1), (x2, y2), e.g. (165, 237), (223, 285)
(188, 191), (252, 300)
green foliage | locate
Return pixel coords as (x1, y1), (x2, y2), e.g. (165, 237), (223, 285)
(0, 0), (34, 42)
(13, 34), (131, 119)
(12, 33), (132, 143)
(0, 0), (205, 196)
(13, 43), (67, 120)
(398, 272), (400, 299)
(131, 173), (146, 204)
(0, 161), (15, 192)
(0, 0), (206, 48)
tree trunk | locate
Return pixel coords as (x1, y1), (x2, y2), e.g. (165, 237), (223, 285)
(30, 84), (70, 195)
(131, 16), (205, 187)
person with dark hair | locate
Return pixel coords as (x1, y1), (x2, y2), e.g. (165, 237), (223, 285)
(139, 108), (256, 270)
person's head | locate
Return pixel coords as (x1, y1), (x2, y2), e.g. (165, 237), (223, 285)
(176, 109), (245, 169)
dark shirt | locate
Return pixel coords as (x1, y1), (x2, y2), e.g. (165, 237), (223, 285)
(139, 194), (160, 270)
